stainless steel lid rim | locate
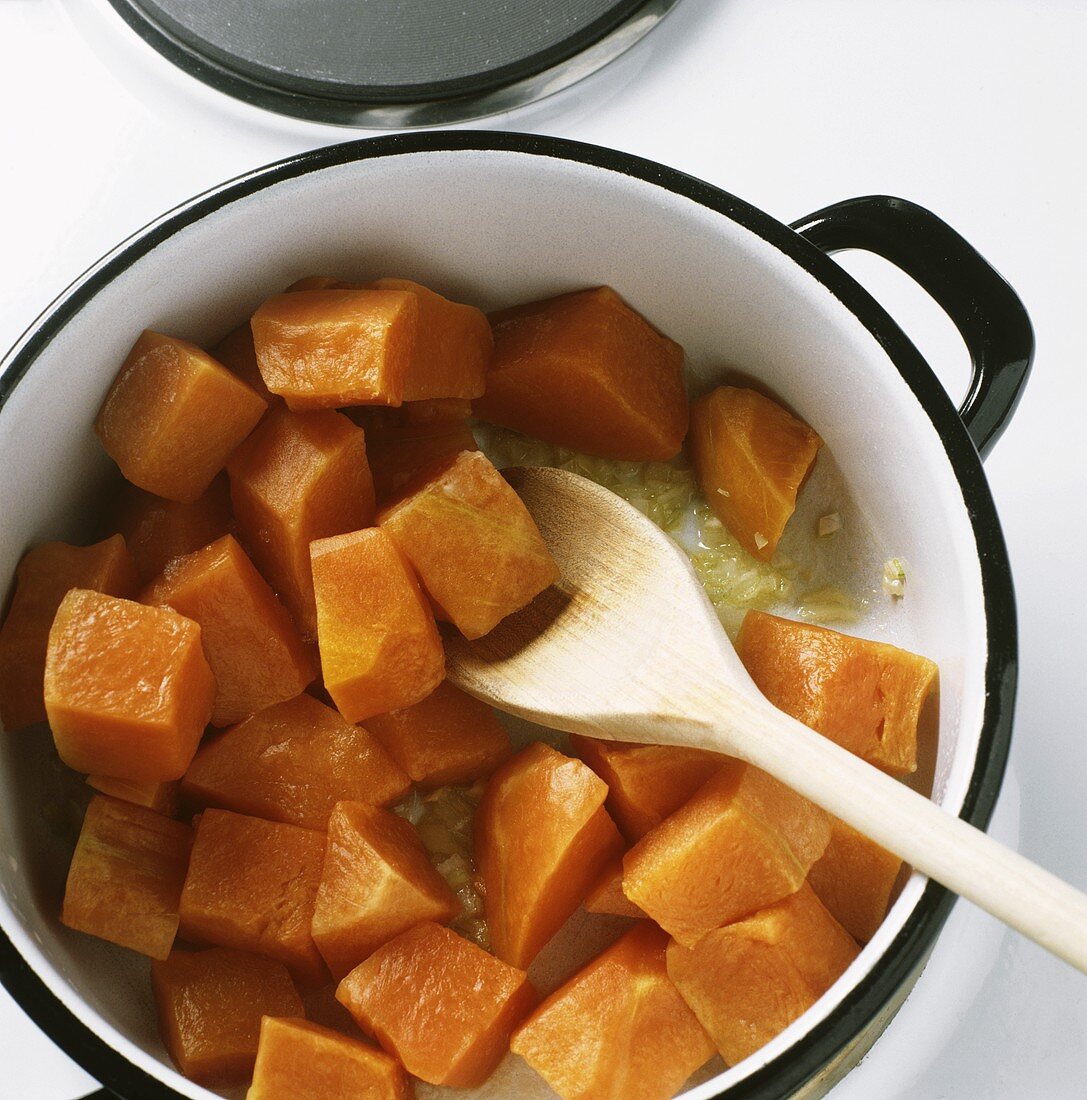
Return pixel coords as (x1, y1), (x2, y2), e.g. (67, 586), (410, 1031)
(0, 130), (1020, 1100)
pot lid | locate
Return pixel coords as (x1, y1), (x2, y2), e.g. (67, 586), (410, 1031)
(108, 0), (677, 126)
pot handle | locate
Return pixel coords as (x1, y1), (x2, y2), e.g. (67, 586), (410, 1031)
(791, 195), (1033, 459)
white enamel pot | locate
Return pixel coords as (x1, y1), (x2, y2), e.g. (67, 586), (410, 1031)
(0, 133), (1032, 1100)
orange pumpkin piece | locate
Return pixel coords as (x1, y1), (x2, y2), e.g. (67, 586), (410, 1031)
(689, 386), (822, 561)
(311, 528), (444, 722)
(378, 449), (560, 640)
(584, 860), (647, 920)
(511, 922), (714, 1100)
(251, 289), (417, 409)
(476, 742), (625, 968)
(86, 774), (179, 816)
(474, 286), (688, 461)
(107, 475), (233, 584)
(62, 795), (193, 959)
(570, 735), (723, 842)
(210, 323), (276, 404)
(182, 694), (409, 829)
(735, 610), (938, 776)
(365, 278), (491, 401)
(807, 817), (903, 943)
(337, 921), (538, 1087)
(666, 884), (859, 1065)
(365, 681), (512, 788)
(227, 405), (376, 634)
(248, 1017), (412, 1100)
(312, 801), (459, 979)
(358, 412), (479, 503)
(95, 330), (267, 502)
(623, 762), (831, 947)
(142, 534), (316, 727)
(151, 947), (303, 1086)
(44, 590), (215, 782)
(0, 535), (137, 731)
(179, 809), (327, 984)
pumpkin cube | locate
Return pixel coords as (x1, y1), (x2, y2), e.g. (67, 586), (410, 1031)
(735, 610), (938, 776)
(86, 774), (179, 816)
(62, 795), (193, 959)
(151, 947), (303, 1086)
(311, 528), (444, 722)
(378, 449), (560, 640)
(142, 534), (316, 727)
(44, 590), (215, 782)
(227, 405), (376, 634)
(210, 322), (276, 404)
(182, 694), (409, 829)
(312, 801), (459, 978)
(366, 278), (491, 401)
(623, 762), (831, 947)
(584, 860), (647, 920)
(365, 681), (512, 788)
(95, 330), (267, 502)
(251, 289), (417, 409)
(807, 817), (903, 943)
(511, 923), (714, 1100)
(570, 734), (723, 842)
(107, 476), (233, 584)
(474, 286), (688, 461)
(689, 386), (822, 561)
(179, 809), (326, 983)
(0, 535), (137, 731)
(476, 742), (624, 968)
(666, 884), (859, 1065)
(248, 1017), (411, 1100)
(337, 922), (538, 1087)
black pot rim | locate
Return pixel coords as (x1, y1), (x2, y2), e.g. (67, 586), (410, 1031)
(0, 130), (1017, 1100)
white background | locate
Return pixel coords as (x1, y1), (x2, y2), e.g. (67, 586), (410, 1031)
(1, 0), (1085, 1096)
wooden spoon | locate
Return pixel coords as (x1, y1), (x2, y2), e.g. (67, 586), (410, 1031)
(445, 466), (1087, 973)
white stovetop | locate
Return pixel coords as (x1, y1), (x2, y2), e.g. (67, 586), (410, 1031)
(2, 0), (1085, 1096)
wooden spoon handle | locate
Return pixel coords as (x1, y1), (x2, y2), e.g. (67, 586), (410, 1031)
(693, 692), (1087, 973)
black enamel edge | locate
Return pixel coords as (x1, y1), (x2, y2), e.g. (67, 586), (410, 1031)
(0, 131), (1020, 1100)
(103, 0), (653, 120)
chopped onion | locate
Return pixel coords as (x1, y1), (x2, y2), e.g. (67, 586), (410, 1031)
(817, 513), (841, 537)
(882, 558), (907, 598)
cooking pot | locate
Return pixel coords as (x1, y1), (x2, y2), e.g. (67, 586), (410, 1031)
(0, 131), (1032, 1100)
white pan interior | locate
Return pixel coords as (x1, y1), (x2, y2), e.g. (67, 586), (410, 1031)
(0, 147), (989, 1099)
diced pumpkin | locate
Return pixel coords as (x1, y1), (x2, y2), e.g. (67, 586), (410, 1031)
(248, 1016), (411, 1100)
(182, 694), (409, 829)
(476, 742), (624, 968)
(86, 774), (179, 816)
(107, 476), (233, 584)
(365, 278), (491, 401)
(0, 535), (137, 731)
(570, 735), (723, 842)
(689, 386), (821, 561)
(807, 817), (903, 943)
(227, 405), (375, 634)
(511, 923), (714, 1100)
(365, 681), (512, 788)
(62, 795), (193, 959)
(210, 323), (276, 404)
(735, 610), (938, 776)
(336, 921), (538, 1087)
(584, 860), (647, 920)
(179, 809), (327, 984)
(475, 286), (688, 461)
(312, 801), (459, 979)
(151, 947), (303, 1086)
(95, 330), (267, 502)
(378, 449), (560, 640)
(666, 884), (859, 1065)
(251, 289), (417, 409)
(623, 762), (831, 947)
(356, 413), (479, 503)
(44, 590), (215, 782)
(142, 534), (316, 727)
(311, 528), (444, 722)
